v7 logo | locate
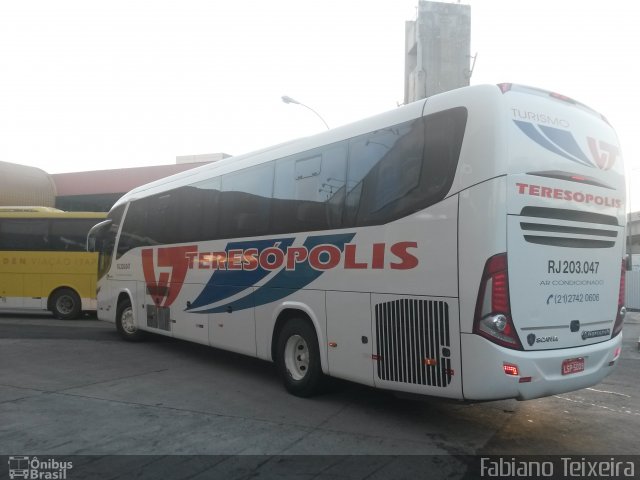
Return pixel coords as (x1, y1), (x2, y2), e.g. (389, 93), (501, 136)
(514, 120), (620, 171)
(587, 137), (619, 171)
(142, 246), (197, 307)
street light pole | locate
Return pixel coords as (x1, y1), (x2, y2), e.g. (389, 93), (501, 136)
(281, 95), (330, 130)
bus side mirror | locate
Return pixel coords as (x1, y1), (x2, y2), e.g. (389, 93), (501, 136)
(87, 219), (112, 253)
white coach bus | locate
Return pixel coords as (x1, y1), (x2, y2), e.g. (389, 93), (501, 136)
(88, 84), (626, 401)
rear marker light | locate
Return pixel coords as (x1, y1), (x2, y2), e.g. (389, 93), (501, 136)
(423, 358), (438, 366)
(503, 363), (519, 376)
(550, 91), (576, 104)
(613, 346), (622, 360)
(519, 377), (532, 383)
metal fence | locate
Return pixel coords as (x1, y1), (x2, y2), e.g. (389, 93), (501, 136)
(626, 270), (640, 310)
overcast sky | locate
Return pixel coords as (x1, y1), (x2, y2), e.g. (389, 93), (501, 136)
(1, 0), (638, 208)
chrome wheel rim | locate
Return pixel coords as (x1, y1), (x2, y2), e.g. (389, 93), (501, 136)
(284, 334), (309, 381)
(121, 307), (136, 334)
(56, 295), (74, 315)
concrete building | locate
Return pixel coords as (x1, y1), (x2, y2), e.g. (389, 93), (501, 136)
(0, 161), (57, 207)
(404, 1), (471, 103)
(1, 153), (230, 212)
(52, 153), (230, 211)
(628, 211), (640, 261)
(176, 152), (231, 165)
(52, 163), (204, 212)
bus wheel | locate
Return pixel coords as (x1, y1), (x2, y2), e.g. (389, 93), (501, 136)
(276, 317), (323, 397)
(50, 288), (81, 320)
(116, 298), (145, 342)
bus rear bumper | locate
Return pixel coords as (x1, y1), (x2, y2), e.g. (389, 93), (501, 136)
(460, 333), (622, 401)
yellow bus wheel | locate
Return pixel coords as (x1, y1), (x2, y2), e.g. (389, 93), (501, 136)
(50, 288), (81, 320)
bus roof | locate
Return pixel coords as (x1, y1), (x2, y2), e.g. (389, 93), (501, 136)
(0, 206), (63, 213)
(112, 94), (433, 208)
(0, 207), (107, 219)
(113, 82), (610, 210)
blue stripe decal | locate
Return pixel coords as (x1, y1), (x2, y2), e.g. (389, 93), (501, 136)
(538, 125), (593, 167)
(186, 237), (294, 310)
(513, 121), (575, 162)
(192, 232), (355, 314)
(513, 120), (593, 168)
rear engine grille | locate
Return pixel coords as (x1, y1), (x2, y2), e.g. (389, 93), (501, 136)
(375, 299), (452, 387)
(518, 207), (618, 248)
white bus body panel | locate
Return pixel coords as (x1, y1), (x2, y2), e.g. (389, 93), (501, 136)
(459, 85), (625, 400)
(104, 192), (460, 396)
(326, 291), (374, 386)
(0, 297), (25, 309)
(504, 88), (625, 351)
(461, 332), (621, 400)
(95, 84), (625, 402)
(507, 183), (624, 350)
(458, 177), (508, 334)
(173, 288), (210, 346)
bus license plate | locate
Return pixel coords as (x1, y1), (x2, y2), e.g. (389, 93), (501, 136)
(562, 357), (584, 375)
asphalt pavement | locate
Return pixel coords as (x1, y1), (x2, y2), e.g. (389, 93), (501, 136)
(0, 310), (638, 478)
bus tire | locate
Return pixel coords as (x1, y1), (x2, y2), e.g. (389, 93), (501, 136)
(276, 317), (324, 397)
(50, 288), (81, 320)
(116, 298), (145, 342)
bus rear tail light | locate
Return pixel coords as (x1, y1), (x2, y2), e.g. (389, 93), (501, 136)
(503, 363), (533, 382)
(612, 259), (626, 338)
(473, 253), (523, 350)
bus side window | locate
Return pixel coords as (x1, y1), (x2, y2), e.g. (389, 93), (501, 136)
(344, 122), (422, 227)
(219, 163), (274, 239)
(0, 219), (49, 251)
(343, 108), (467, 227)
(188, 178), (222, 242)
(321, 145), (348, 229)
(272, 142), (347, 234)
(420, 107), (467, 200)
(50, 219), (98, 251)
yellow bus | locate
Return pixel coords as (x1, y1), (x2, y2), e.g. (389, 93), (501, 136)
(0, 207), (106, 319)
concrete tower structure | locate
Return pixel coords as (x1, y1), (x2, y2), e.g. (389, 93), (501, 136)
(404, 1), (471, 103)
